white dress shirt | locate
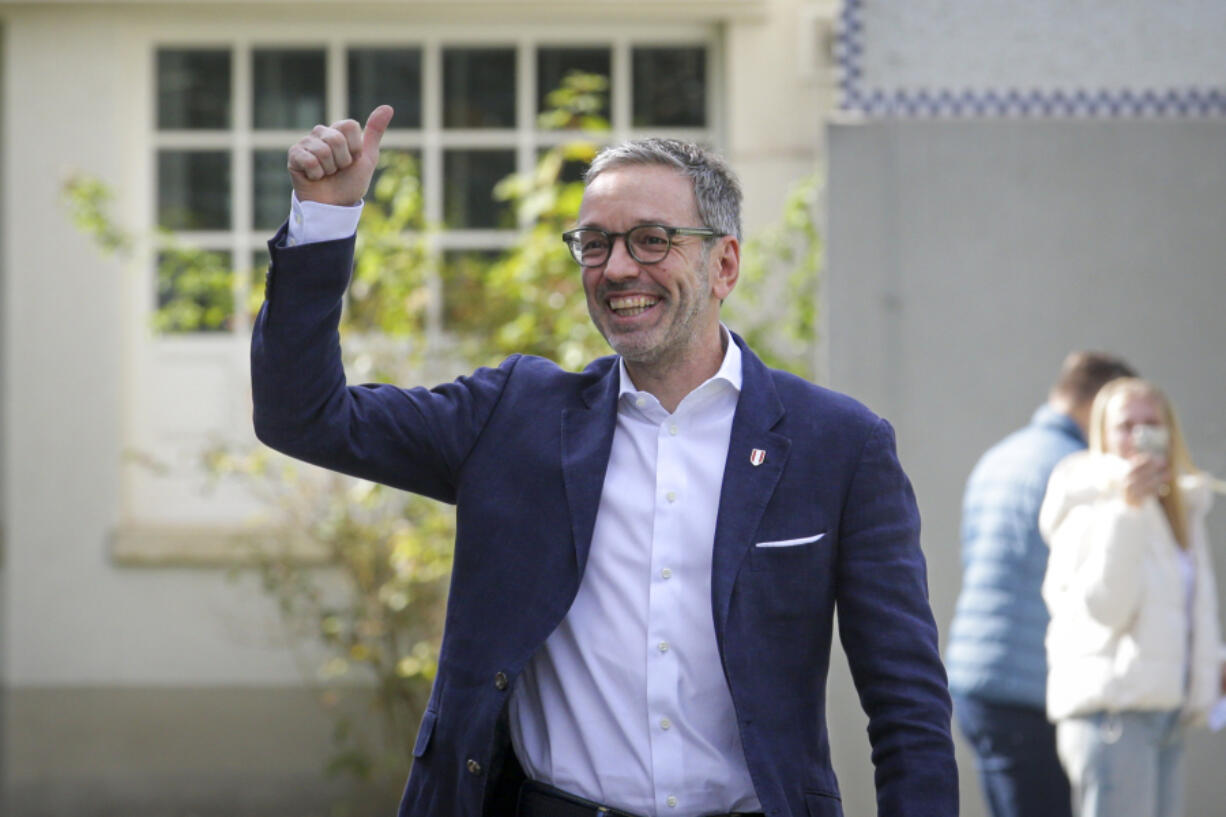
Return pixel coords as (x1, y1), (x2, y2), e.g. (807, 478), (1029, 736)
(285, 192), (362, 246)
(287, 195), (761, 816)
(509, 341), (759, 817)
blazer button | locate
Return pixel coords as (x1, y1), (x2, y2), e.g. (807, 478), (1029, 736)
(466, 758), (483, 775)
(494, 671), (508, 691)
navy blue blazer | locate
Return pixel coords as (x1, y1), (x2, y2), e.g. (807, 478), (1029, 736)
(251, 229), (957, 817)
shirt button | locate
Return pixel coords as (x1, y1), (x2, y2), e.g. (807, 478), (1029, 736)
(658, 641), (670, 653)
(665, 491), (676, 503)
(660, 718), (672, 730)
(493, 672), (508, 690)
(293, 211), (303, 224)
(669, 424), (679, 435)
(666, 795), (678, 808)
(287, 237), (298, 246)
(660, 568), (672, 579)
(635, 397), (646, 408)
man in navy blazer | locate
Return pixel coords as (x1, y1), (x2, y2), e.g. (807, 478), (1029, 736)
(252, 106), (956, 817)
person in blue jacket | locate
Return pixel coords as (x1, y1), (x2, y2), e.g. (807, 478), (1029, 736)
(252, 105), (957, 817)
(945, 351), (1134, 817)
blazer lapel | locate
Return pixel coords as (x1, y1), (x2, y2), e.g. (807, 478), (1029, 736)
(711, 337), (790, 643)
(561, 361), (620, 575)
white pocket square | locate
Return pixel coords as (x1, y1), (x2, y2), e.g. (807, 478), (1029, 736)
(754, 532), (826, 548)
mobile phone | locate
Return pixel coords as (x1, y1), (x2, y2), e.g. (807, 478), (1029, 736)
(1132, 424), (1170, 458)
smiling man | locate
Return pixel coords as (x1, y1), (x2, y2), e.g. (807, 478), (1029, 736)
(251, 106), (957, 817)
(572, 155), (738, 411)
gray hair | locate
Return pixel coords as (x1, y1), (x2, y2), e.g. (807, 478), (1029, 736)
(585, 139), (743, 241)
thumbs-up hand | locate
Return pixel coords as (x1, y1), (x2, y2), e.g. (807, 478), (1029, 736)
(287, 105), (394, 206)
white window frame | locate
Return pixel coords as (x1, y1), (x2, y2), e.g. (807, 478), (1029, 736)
(118, 20), (724, 562)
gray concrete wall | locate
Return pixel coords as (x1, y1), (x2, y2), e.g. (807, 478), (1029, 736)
(825, 118), (1226, 817)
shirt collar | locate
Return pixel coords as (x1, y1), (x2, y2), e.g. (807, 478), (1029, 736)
(617, 325), (743, 401)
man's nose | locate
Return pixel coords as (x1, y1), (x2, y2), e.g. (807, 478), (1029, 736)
(602, 237), (640, 281)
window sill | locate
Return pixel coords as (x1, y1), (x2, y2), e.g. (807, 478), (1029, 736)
(111, 523), (330, 567)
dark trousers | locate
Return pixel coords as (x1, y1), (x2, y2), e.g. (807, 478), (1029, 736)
(953, 693), (1073, 817)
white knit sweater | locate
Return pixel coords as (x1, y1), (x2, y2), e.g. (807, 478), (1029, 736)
(1040, 451), (1224, 724)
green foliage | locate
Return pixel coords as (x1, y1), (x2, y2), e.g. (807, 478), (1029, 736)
(725, 172), (823, 377)
(65, 70), (821, 806)
(538, 71), (610, 131)
(450, 90), (609, 369)
(205, 446), (452, 798)
(154, 248), (236, 333)
(336, 73), (611, 372)
(62, 174), (131, 256)
(348, 151), (432, 337)
(62, 175), (253, 333)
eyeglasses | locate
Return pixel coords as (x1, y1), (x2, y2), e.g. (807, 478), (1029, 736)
(561, 224), (726, 267)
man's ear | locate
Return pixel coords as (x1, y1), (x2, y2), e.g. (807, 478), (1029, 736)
(710, 236), (740, 302)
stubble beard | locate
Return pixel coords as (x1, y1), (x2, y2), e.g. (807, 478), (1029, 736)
(592, 251), (712, 371)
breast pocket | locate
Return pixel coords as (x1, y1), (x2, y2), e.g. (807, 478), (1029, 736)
(755, 532), (826, 548)
(745, 530), (835, 623)
(750, 531), (829, 572)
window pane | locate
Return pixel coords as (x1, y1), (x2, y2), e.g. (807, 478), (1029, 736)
(156, 250), (234, 333)
(632, 47), (707, 127)
(443, 150), (517, 228)
(158, 150), (231, 230)
(349, 48), (422, 128)
(252, 150), (292, 231)
(253, 49), (326, 130)
(537, 47), (611, 121)
(443, 48), (516, 128)
(157, 49), (231, 129)
(536, 148), (590, 185)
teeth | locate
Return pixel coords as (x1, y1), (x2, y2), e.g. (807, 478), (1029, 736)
(609, 295), (659, 315)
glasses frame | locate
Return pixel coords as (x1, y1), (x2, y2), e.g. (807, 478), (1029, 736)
(561, 223), (726, 267)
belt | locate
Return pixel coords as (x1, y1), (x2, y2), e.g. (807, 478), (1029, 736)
(517, 780), (765, 817)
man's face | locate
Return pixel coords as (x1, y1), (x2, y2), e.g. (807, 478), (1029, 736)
(577, 164), (723, 368)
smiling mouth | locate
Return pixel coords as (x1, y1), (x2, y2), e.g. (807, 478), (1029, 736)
(608, 295), (660, 317)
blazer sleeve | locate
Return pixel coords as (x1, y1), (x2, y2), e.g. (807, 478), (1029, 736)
(1041, 462), (1147, 632)
(834, 418), (958, 817)
(1039, 451), (1111, 544)
(250, 227), (514, 503)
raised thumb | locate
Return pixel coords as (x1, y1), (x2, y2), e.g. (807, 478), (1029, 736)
(363, 105), (395, 155)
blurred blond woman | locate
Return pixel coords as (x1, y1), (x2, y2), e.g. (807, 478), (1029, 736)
(1040, 377), (1226, 817)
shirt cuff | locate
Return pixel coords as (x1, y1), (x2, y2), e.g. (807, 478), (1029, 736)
(285, 191), (364, 246)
